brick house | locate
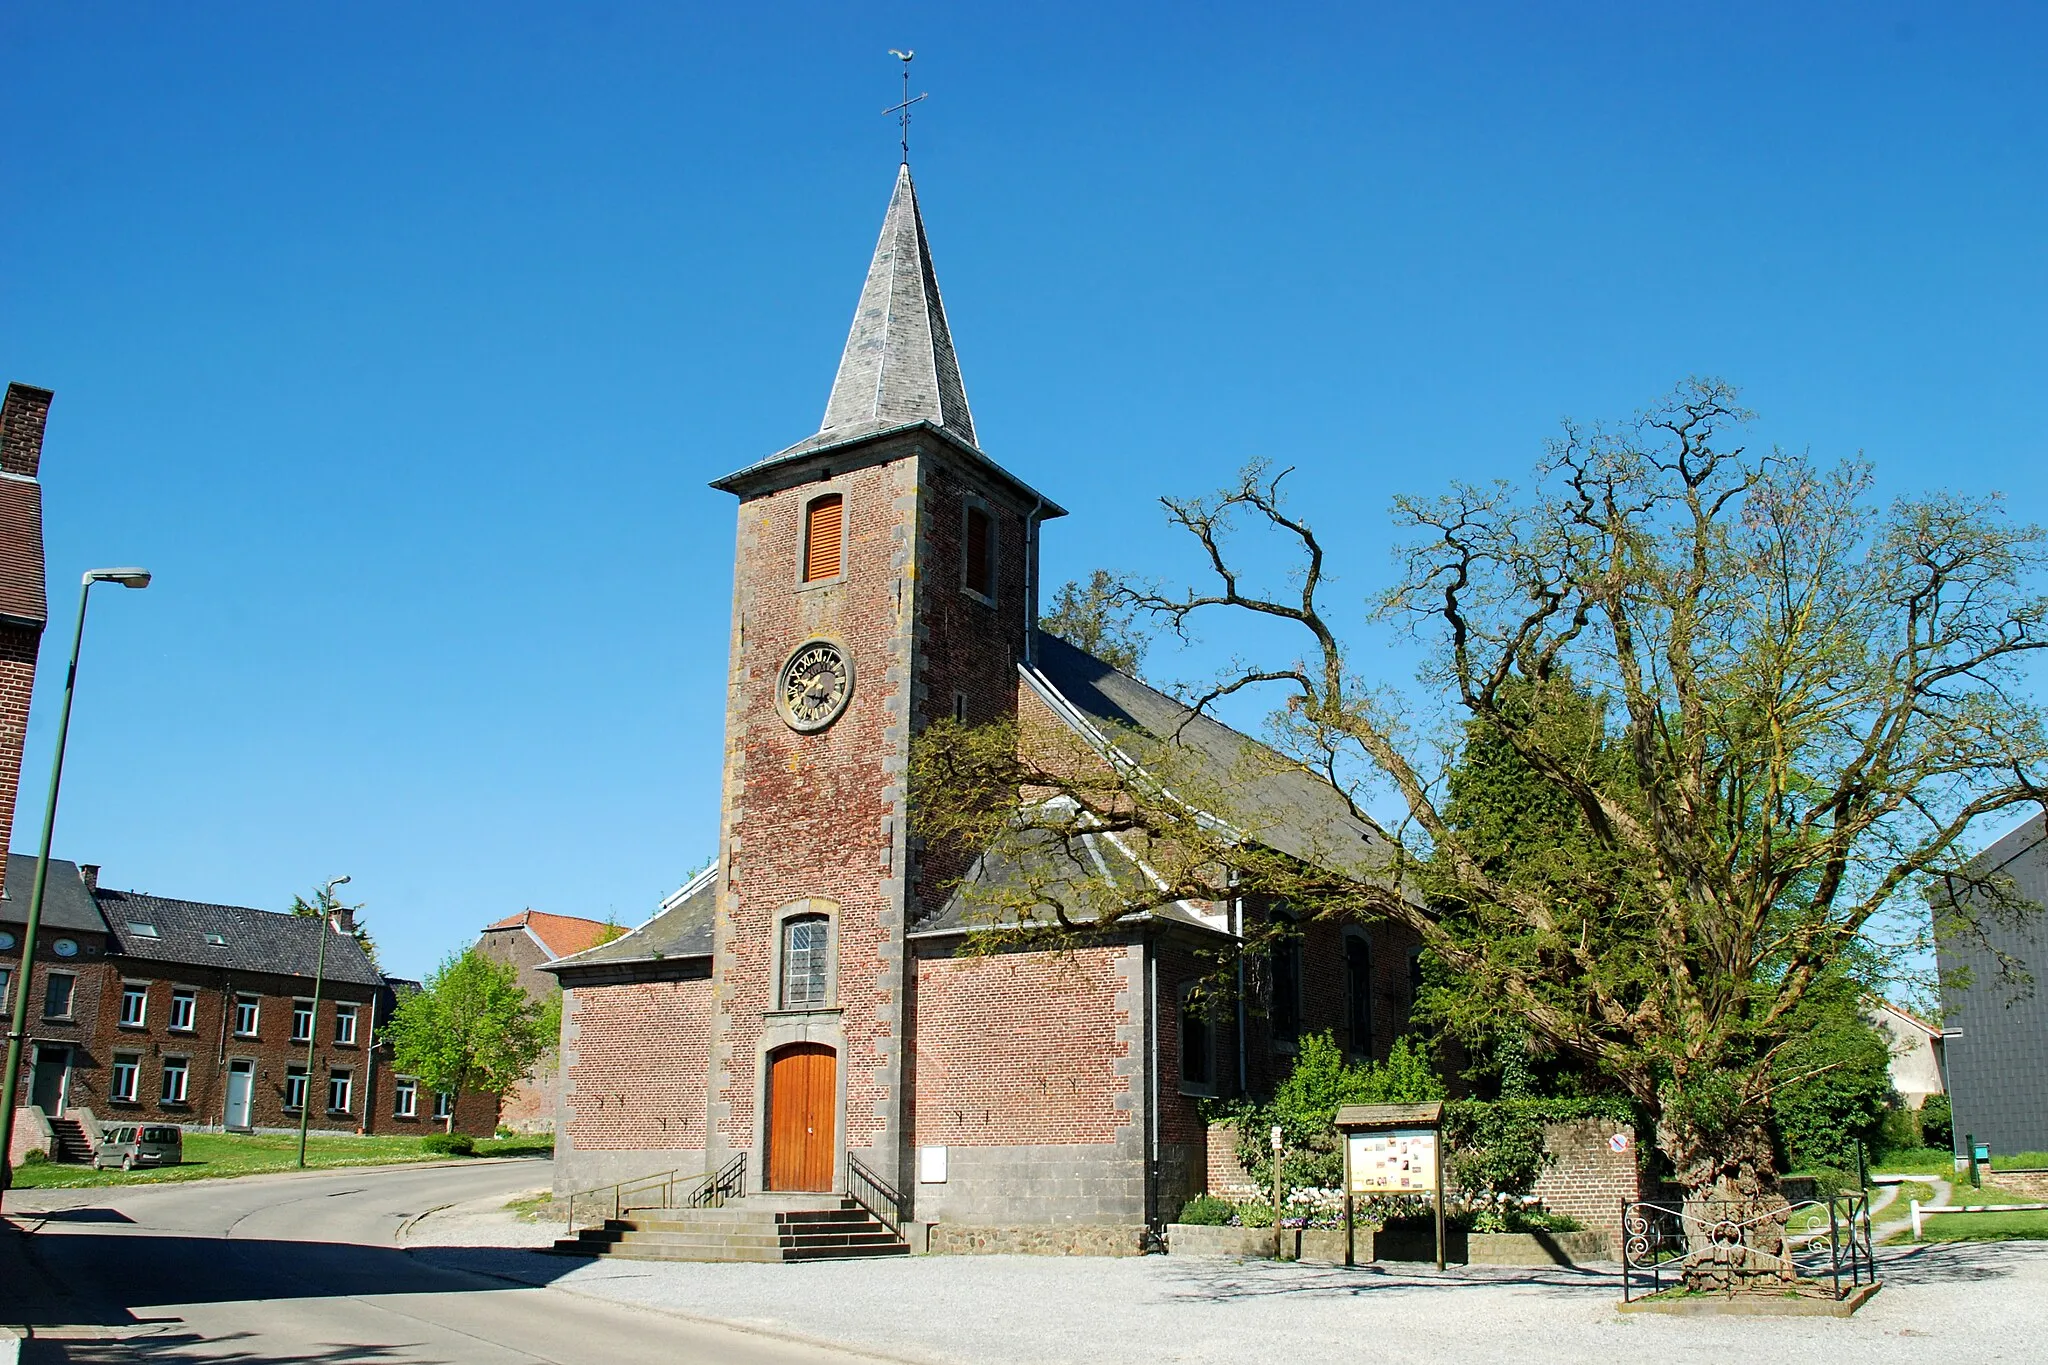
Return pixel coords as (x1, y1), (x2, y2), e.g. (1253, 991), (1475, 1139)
(543, 164), (1421, 1246)
(5, 862), (497, 1150)
(475, 909), (615, 1131)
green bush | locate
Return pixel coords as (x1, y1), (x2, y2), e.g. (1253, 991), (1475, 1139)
(1226, 1033), (1445, 1190)
(1236, 1198), (1275, 1228)
(1770, 985), (1895, 1170)
(420, 1132), (475, 1156)
(1177, 1194), (1236, 1226)
(1876, 1105), (1923, 1156)
(19, 1148), (48, 1165)
(1920, 1095), (1953, 1152)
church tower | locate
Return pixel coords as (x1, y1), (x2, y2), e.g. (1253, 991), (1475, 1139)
(704, 165), (1064, 1194)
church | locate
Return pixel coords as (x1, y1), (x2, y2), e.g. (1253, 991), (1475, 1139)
(544, 159), (1421, 1252)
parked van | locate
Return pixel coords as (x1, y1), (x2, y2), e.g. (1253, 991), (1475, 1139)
(93, 1124), (183, 1170)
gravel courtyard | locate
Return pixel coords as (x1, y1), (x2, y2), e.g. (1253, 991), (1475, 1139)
(406, 1196), (2046, 1365)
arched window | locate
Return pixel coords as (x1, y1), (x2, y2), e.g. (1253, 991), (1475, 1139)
(780, 914), (831, 1008)
(963, 503), (994, 598)
(1345, 933), (1373, 1058)
(803, 494), (844, 582)
(1270, 932), (1302, 1044)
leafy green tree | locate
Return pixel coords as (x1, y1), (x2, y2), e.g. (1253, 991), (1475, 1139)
(1041, 569), (1152, 675)
(913, 380), (2048, 1237)
(384, 949), (555, 1130)
(289, 884), (379, 968)
(1769, 982), (1895, 1171)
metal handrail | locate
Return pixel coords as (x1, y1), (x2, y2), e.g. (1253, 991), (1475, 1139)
(845, 1152), (905, 1235)
(564, 1167), (706, 1231)
(691, 1154), (746, 1208)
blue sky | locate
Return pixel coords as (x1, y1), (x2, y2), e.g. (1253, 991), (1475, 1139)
(2, 3), (2042, 977)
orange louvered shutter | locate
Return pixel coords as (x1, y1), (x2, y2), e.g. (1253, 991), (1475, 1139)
(804, 495), (843, 581)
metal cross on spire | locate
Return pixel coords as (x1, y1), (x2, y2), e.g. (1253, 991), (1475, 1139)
(883, 49), (926, 165)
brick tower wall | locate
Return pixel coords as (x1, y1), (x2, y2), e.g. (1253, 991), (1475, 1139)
(709, 448), (920, 1188)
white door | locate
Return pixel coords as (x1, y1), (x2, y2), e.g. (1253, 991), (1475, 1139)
(225, 1061), (254, 1129)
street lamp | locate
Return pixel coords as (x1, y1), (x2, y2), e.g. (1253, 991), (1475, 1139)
(0, 568), (152, 1203)
(297, 874), (350, 1169)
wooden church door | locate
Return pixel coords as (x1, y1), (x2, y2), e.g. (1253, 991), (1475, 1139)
(767, 1044), (837, 1191)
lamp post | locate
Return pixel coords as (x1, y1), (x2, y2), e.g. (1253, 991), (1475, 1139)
(296, 874), (350, 1169)
(0, 568), (152, 1204)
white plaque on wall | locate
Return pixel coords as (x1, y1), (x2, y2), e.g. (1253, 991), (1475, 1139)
(918, 1145), (948, 1184)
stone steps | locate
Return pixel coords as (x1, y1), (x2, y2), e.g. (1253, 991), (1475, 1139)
(551, 1195), (909, 1264)
(46, 1116), (95, 1164)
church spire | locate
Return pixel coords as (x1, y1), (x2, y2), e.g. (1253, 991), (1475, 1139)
(817, 163), (977, 448)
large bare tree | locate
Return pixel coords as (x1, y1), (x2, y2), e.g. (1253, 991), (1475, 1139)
(912, 380), (2048, 1231)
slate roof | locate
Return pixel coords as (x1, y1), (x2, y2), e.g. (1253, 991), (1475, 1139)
(482, 909), (617, 960)
(1026, 631), (1392, 876)
(709, 166), (1064, 518)
(542, 865), (716, 975)
(0, 855), (106, 934)
(92, 886), (386, 988)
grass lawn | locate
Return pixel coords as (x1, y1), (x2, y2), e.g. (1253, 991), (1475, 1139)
(1873, 1146), (2048, 1175)
(1885, 1181), (2048, 1244)
(6, 1131), (552, 1190)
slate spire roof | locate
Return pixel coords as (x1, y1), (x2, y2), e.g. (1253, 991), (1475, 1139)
(817, 163), (977, 448)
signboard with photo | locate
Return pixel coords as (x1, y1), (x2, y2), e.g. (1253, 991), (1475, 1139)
(1347, 1129), (1439, 1195)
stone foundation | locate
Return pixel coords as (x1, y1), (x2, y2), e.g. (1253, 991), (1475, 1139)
(928, 1223), (1151, 1256)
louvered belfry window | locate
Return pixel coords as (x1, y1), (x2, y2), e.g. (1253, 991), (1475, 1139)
(804, 494), (844, 582)
(964, 505), (993, 597)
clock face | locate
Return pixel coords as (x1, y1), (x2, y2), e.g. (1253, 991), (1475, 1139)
(53, 938), (78, 958)
(780, 641), (853, 732)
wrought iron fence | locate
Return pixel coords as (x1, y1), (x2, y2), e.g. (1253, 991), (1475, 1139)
(1620, 1191), (1876, 1302)
(691, 1154), (746, 1209)
(846, 1152), (905, 1235)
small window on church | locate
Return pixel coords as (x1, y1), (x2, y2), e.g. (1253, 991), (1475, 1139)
(1179, 987), (1213, 1091)
(963, 504), (994, 598)
(804, 494), (844, 583)
(1271, 934), (1302, 1045)
(1345, 933), (1373, 1059)
(781, 914), (831, 1009)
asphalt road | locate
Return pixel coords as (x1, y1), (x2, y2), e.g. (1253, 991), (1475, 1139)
(4, 1160), (884, 1365)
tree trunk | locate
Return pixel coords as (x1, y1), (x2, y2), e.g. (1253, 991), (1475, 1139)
(1655, 1088), (1796, 1292)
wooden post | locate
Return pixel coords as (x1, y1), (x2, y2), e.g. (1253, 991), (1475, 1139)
(1271, 1124), (1285, 1262)
(1432, 1131), (1446, 1272)
(1343, 1131), (1355, 1268)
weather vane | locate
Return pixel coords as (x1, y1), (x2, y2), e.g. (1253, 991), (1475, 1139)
(884, 49), (926, 165)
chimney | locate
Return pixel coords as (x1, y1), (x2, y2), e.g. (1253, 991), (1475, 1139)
(78, 863), (100, 892)
(328, 906), (357, 935)
(0, 383), (54, 478)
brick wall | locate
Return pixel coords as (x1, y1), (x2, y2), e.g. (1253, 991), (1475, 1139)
(475, 927), (561, 1131)
(0, 624), (41, 899)
(911, 945), (1130, 1146)
(1528, 1119), (1649, 1229)
(562, 978), (712, 1151)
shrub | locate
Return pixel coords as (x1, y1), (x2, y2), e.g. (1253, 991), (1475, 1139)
(19, 1148), (47, 1165)
(1770, 984), (1895, 1170)
(1876, 1105), (1923, 1156)
(1177, 1194), (1236, 1226)
(1236, 1198), (1275, 1228)
(1920, 1095), (1954, 1152)
(421, 1132), (475, 1156)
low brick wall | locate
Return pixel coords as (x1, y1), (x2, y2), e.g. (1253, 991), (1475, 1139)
(928, 1224), (1151, 1256)
(8, 1106), (53, 1166)
(1166, 1223), (1276, 1257)
(1469, 1230), (1613, 1264)
(1988, 1169), (2048, 1198)
(1528, 1119), (1645, 1231)
(1205, 1121), (1260, 1200)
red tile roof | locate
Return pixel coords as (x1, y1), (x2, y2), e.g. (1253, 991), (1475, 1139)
(483, 909), (618, 960)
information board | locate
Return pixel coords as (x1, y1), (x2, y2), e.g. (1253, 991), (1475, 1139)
(1346, 1128), (1439, 1195)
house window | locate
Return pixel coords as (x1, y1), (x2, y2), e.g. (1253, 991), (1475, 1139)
(44, 972), (75, 1020)
(334, 1003), (358, 1046)
(803, 493), (844, 582)
(120, 983), (149, 1028)
(234, 995), (260, 1037)
(327, 1069), (353, 1114)
(170, 989), (197, 1033)
(291, 1000), (314, 1043)
(433, 1090), (454, 1121)
(963, 504), (994, 598)
(1180, 988), (1214, 1090)
(1271, 936), (1302, 1044)
(1, 966), (13, 1012)
(1345, 934), (1373, 1058)
(780, 914), (831, 1009)
(112, 1054), (141, 1103)
(161, 1057), (189, 1105)
(283, 1067), (308, 1112)
(394, 1077), (418, 1118)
